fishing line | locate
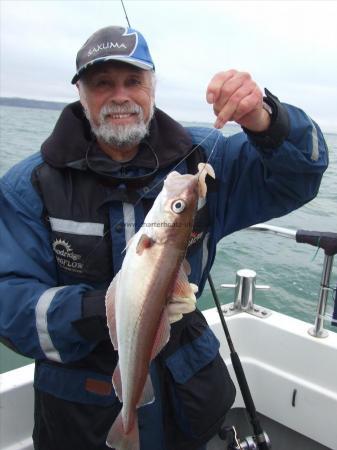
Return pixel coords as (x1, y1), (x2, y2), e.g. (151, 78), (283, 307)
(116, 126), (222, 255)
(205, 129), (222, 164)
(121, 0), (131, 28)
(132, 125), (220, 203)
(196, 128), (222, 182)
(81, 0), (224, 267)
(310, 236), (321, 261)
(81, 125), (221, 269)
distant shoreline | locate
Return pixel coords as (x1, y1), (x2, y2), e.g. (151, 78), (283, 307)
(0, 96), (219, 129)
(0, 97), (68, 111)
(1, 97), (335, 135)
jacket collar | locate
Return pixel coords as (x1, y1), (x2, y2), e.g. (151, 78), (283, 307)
(41, 101), (192, 170)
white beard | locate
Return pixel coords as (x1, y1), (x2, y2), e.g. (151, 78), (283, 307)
(85, 101), (154, 150)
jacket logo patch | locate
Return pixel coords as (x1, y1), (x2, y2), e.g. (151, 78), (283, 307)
(52, 238), (84, 273)
(188, 231), (204, 247)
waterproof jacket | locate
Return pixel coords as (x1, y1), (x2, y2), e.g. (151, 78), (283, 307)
(0, 94), (328, 432)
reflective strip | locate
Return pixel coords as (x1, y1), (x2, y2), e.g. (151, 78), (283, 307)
(49, 217), (104, 237)
(201, 232), (210, 274)
(308, 116), (319, 161)
(35, 286), (66, 362)
(123, 203), (135, 244)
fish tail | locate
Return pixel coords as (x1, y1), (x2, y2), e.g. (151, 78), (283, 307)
(106, 410), (139, 450)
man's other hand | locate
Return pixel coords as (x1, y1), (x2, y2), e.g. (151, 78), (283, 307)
(206, 69), (271, 132)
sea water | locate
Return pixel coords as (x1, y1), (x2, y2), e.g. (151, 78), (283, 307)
(0, 104), (336, 373)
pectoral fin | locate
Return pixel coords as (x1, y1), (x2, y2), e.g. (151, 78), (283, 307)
(172, 263), (198, 299)
(167, 264), (198, 323)
(136, 234), (155, 255)
(182, 258), (191, 276)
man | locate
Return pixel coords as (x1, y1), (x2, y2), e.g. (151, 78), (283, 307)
(0, 26), (328, 450)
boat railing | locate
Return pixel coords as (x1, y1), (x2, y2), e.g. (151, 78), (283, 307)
(221, 268), (272, 319)
(248, 223), (337, 338)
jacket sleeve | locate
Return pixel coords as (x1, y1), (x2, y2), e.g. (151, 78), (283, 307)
(206, 99), (329, 238)
(0, 158), (98, 363)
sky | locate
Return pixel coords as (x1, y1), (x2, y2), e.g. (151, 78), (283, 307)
(1, 0), (337, 132)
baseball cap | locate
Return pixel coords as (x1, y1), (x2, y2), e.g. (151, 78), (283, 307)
(71, 26), (154, 84)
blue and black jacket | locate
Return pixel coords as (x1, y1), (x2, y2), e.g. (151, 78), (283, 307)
(0, 92), (328, 449)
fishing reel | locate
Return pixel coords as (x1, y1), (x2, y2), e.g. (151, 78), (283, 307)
(219, 425), (271, 450)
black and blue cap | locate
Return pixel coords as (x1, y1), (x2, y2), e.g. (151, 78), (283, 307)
(71, 25), (155, 84)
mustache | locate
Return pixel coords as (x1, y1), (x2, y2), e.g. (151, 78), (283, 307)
(100, 102), (142, 119)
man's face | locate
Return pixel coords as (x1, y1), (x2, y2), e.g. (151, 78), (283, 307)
(78, 61), (155, 150)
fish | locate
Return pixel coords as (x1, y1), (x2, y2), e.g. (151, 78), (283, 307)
(105, 163), (215, 450)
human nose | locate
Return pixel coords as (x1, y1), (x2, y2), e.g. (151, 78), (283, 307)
(108, 83), (131, 104)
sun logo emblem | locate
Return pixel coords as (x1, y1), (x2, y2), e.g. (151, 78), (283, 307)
(52, 238), (82, 264)
(52, 238), (73, 254)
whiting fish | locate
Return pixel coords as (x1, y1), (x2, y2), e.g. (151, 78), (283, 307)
(105, 163), (215, 450)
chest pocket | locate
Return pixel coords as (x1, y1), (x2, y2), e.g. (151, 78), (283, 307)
(49, 216), (112, 282)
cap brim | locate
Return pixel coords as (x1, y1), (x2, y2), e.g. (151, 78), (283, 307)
(71, 56), (154, 84)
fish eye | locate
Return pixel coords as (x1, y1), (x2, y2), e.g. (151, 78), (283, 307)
(171, 199), (186, 214)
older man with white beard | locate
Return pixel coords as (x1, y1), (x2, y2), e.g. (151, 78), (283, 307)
(0, 25), (328, 450)
(78, 61), (156, 157)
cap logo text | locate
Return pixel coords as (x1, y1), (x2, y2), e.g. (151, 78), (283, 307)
(88, 42), (127, 57)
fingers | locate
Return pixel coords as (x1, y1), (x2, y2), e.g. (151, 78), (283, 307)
(167, 282), (198, 323)
(168, 295), (196, 314)
(206, 70), (236, 104)
(168, 313), (183, 324)
(215, 86), (262, 129)
(206, 70), (263, 129)
(167, 293), (196, 323)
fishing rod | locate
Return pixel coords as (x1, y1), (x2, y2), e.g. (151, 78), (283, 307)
(119, 1), (270, 447)
(121, 0), (131, 28)
(208, 274), (271, 450)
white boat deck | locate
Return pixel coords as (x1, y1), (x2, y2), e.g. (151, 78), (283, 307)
(204, 307), (337, 449)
